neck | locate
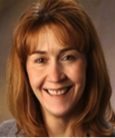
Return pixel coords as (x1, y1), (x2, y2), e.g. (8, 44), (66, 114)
(41, 110), (84, 137)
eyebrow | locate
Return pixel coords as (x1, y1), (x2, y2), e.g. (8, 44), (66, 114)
(30, 47), (77, 55)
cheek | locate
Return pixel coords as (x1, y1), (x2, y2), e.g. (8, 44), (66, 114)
(26, 66), (45, 91)
(73, 60), (87, 101)
(78, 62), (86, 80)
(68, 60), (86, 83)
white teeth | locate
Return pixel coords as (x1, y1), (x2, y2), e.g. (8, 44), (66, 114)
(48, 88), (68, 95)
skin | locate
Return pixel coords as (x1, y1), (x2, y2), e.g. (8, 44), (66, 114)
(26, 25), (87, 136)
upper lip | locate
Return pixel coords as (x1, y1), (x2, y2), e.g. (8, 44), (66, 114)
(43, 85), (73, 91)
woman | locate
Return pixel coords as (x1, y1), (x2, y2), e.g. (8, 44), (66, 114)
(0, 0), (115, 137)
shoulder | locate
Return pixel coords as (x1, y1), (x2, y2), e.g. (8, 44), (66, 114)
(111, 127), (115, 137)
(0, 119), (17, 137)
(101, 118), (115, 137)
(0, 119), (25, 138)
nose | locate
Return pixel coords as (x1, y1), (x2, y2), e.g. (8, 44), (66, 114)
(47, 62), (66, 83)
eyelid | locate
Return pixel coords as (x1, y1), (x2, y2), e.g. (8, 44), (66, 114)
(35, 58), (43, 62)
(34, 57), (47, 64)
(61, 54), (76, 61)
(61, 50), (78, 55)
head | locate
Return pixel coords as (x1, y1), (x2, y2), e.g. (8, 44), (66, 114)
(7, 0), (113, 136)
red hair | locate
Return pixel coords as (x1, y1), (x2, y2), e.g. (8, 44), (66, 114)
(7, 0), (115, 136)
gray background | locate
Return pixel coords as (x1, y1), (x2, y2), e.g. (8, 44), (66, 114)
(0, 0), (115, 123)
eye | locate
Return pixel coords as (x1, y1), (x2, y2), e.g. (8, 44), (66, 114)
(62, 55), (75, 61)
(35, 58), (46, 64)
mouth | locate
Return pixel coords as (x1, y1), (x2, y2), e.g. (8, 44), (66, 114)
(43, 86), (72, 96)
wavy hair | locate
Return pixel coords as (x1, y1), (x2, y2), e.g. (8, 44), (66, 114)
(7, 0), (115, 136)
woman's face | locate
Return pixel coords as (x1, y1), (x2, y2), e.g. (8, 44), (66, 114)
(26, 25), (87, 118)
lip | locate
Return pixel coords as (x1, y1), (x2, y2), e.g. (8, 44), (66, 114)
(43, 85), (73, 96)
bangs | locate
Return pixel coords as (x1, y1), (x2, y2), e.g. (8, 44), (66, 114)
(25, 22), (88, 55)
(25, 24), (42, 55)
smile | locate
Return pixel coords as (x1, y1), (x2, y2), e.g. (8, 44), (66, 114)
(44, 86), (72, 96)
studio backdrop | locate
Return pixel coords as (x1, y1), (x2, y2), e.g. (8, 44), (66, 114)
(0, 0), (115, 123)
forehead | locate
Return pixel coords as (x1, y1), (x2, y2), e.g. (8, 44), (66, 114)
(37, 25), (60, 51)
(26, 23), (84, 54)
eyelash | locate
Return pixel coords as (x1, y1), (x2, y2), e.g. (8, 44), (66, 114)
(35, 55), (76, 64)
(62, 55), (75, 61)
(35, 58), (46, 63)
